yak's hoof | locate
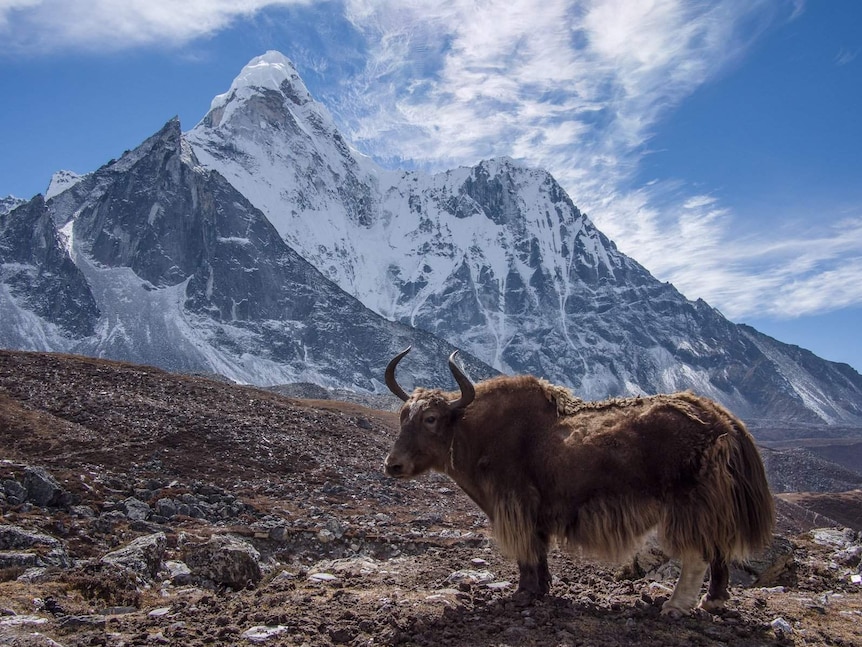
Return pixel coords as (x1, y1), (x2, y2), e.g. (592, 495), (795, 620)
(699, 594), (728, 614)
(660, 601), (689, 619)
(512, 589), (542, 607)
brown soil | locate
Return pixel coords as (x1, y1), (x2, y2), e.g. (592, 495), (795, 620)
(1, 349), (861, 646)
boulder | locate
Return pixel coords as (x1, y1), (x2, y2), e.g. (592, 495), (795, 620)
(23, 467), (69, 507)
(0, 524), (69, 566)
(120, 497), (151, 521)
(101, 532), (166, 578)
(183, 534), (262, 589)
(2, 479), (26, 505)
(164, 560), (192, 585)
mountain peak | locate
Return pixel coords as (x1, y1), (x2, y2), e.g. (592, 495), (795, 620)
(235, 51), (301, 89)
(206, 51), (311, 118)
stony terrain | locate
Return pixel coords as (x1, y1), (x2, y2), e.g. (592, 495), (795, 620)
(2, 349), (862, 646)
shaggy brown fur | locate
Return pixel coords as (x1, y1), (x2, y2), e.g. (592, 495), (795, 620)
(385, 356), (775, 615)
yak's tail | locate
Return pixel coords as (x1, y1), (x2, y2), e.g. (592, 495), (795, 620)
(662, 399), (774, 562)
(724, 419), (775, 558)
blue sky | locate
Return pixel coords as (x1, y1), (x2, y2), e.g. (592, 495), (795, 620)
(1, 0), (861, 373)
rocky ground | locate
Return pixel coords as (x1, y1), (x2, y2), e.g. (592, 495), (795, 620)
(1, 349), (862, 646)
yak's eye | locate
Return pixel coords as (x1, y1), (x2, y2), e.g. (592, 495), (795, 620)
(424, 415), (437, 425)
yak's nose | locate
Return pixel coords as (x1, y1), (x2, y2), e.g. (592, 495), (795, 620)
(384, 455), (404, 478)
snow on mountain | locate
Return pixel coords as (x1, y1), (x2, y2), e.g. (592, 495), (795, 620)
(46, 170), (84, 200)
(186, 51), (379, 290)
(187, 52), (862, 424)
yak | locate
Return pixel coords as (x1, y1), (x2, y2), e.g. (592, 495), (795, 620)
(383, 348), (775, 617)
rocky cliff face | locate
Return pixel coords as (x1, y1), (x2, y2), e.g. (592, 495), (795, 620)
(0, 195), (99, 342)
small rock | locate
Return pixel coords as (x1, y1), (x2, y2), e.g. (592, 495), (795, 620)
(103, 606), (137, 615)
(148, 607), (172, 618)
(2, 479), (26, 505)
(59, 614), (107, 630)
(811, 528), (857, 549)
(311, 557), (380, 576)
(770, 617), (793, 637)
(92, 510), (127, 534)
(70, 505), (96, 518)
(0, 550), (40, 569)
(242, 625), (289, 642)
(16, 567), (50, 582)
(0, 524), (62, 551)
(0, 614), (48, 627)
(329, 627), (356, 644)
(308, 572), (338, 582)
(446, 569), (495, 585)
(154, 498), (178, 519)
(164, 560), (192, 585)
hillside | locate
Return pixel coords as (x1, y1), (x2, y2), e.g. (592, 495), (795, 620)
(1, 350), (861, 646)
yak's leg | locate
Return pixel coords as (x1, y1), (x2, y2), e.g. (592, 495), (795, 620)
(517, 552), (551, 596)
(700, 555), (730, 612)
(661, 553), (708, 618)
(514, 532), (551, 599)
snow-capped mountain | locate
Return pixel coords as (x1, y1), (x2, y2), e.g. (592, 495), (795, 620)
(2, 50), (862, 425)
(0, 118), (493, 390)
(187, 51), (862, 424)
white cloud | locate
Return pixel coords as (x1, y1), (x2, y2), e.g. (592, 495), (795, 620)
(0, 0), (308, 52)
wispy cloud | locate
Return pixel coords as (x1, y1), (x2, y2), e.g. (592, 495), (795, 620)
(835, 47), (859, 66)
(599, 185), (862, 319)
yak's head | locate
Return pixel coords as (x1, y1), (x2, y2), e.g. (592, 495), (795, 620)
(383, 347), (475, 479)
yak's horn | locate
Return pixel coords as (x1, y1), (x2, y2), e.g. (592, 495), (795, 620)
(385, 347), (412, 402)
(448, 351), (476, 410)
